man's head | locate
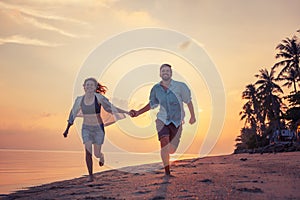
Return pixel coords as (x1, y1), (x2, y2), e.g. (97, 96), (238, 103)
(160, 63), (172, 81)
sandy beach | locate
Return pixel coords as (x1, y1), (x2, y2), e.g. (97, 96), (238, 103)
(1, 152), (299, 200)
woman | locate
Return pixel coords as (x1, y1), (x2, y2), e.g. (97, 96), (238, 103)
(63, 77), (128, 182)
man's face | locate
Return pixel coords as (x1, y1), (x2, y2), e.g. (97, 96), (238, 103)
(160, 66), (172, 81)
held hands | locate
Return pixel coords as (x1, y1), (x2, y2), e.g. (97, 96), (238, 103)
(129, 110), (139, 117)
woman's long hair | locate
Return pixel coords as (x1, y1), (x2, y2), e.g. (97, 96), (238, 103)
(96, 82), (107, 94)
(84, 77), (107, 94)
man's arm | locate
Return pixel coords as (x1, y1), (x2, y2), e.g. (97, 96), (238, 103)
(130, 103), (151, 117)
(187, 101), (196, 124)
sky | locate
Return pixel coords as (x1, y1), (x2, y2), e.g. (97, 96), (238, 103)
(0, 0), (299, 156)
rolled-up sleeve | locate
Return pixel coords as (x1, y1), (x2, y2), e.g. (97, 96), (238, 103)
(97, 94), (113, 113)
(181, 83), (192, 104)
(149, 86), (159, 109)
(67, 97), (81, 124)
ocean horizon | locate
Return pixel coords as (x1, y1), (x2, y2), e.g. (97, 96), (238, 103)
(0, 149), (202, 195)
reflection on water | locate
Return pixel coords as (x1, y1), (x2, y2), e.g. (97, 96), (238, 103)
(0, 149), (198, 194)
(0, 149), (86, 194)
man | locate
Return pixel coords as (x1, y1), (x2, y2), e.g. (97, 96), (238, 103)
(130, 63), (196, 176)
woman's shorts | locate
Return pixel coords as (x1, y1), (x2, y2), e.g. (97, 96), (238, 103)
(81, 124), (105, 145)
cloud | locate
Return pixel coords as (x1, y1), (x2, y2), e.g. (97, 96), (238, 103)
(0, 1), (86, 24)
(0, 1), (88, 40)
(113, 10), (160, 26)
(178, 40), (205, 51)
(179, 40), (192, 50)
(0, 35), (62, 47)
(26, 0), (115, 9)
(21, 14), (81, 38)
(39, 112), (56, 118)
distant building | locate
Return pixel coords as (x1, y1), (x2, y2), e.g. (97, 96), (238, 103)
(272, 129), (296, 144)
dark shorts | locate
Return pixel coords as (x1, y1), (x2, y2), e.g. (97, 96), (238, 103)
(155, 119), (182, 147)
(81, 124), (105, 145)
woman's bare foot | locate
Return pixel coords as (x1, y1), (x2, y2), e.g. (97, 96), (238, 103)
(99, 153), (104, 167)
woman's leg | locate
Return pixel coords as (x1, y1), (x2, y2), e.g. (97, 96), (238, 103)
(94, 144), (104, 166)
(85, 141), (93, 181)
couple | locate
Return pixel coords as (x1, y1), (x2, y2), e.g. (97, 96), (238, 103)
(63, 64), (196, 182)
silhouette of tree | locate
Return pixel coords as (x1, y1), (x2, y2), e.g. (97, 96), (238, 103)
(239, 84), (263, 147)
(255, 68), (284, 131)
(273, 36), (300, 93)
(236, 30), (300, 152)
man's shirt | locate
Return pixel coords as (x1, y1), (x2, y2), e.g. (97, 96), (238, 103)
(149, 79), (192, 127)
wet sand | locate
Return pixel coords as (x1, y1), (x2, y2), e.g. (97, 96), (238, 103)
(1, 152), (299, 200)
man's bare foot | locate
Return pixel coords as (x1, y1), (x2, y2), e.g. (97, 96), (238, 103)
(164, 174), (175, 178)
(164, 165), (170, 175)
(87, 175), (94, 182)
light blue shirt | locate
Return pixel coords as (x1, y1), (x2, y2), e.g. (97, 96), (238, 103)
(149, 79), (192, 127)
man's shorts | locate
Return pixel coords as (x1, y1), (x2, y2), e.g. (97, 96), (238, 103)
(155, 119), (182, 147)
(81, 124), (105, 145)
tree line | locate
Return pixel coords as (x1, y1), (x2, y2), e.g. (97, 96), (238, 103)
(235, 29), (300, 151)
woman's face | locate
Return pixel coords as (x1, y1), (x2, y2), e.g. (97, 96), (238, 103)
(84, 80), (96, 93)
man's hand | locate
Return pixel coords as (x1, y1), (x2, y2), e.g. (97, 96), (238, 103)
(129, 110), (138, 117)
(189, 116), (196, 125)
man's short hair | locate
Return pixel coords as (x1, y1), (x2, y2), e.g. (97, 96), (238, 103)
(160, 63), (172, 71)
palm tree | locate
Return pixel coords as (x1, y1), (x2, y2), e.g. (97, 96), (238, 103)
(240, 84), (261, 147)
(235, 127), (257, 151)
(277, 68), (299, 93)
(255, 68), (284, 131)
(240, 85), (257, 127)
(273, 36), (300, 93)
(240, 101), (255, 128)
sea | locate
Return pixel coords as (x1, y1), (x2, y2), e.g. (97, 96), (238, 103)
(0, 149), (199, 195)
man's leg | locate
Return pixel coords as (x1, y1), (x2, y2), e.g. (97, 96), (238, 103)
(160, 136), (171, 175)
(169, 124), (182, 154)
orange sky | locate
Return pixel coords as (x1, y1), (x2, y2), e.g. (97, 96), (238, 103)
(0, 0), (299, 156)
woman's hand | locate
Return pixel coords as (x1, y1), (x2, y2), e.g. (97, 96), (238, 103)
(129, 110), (138, 117)
(63, 123), (72, 138)
(63, 130), (68, 138)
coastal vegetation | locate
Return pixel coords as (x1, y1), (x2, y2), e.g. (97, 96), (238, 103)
(235, 29), (300, 153)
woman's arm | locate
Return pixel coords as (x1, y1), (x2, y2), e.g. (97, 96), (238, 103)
(113, 107), (129, 114)
(63, 122), (72, 138)
(96, 93), (129, 114)
(64, 96), (81, 138)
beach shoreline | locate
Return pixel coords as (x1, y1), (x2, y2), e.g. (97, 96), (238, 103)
(1, 152), (300, 199)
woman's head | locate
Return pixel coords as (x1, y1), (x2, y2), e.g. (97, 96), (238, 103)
(83, 77), (107, 94)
